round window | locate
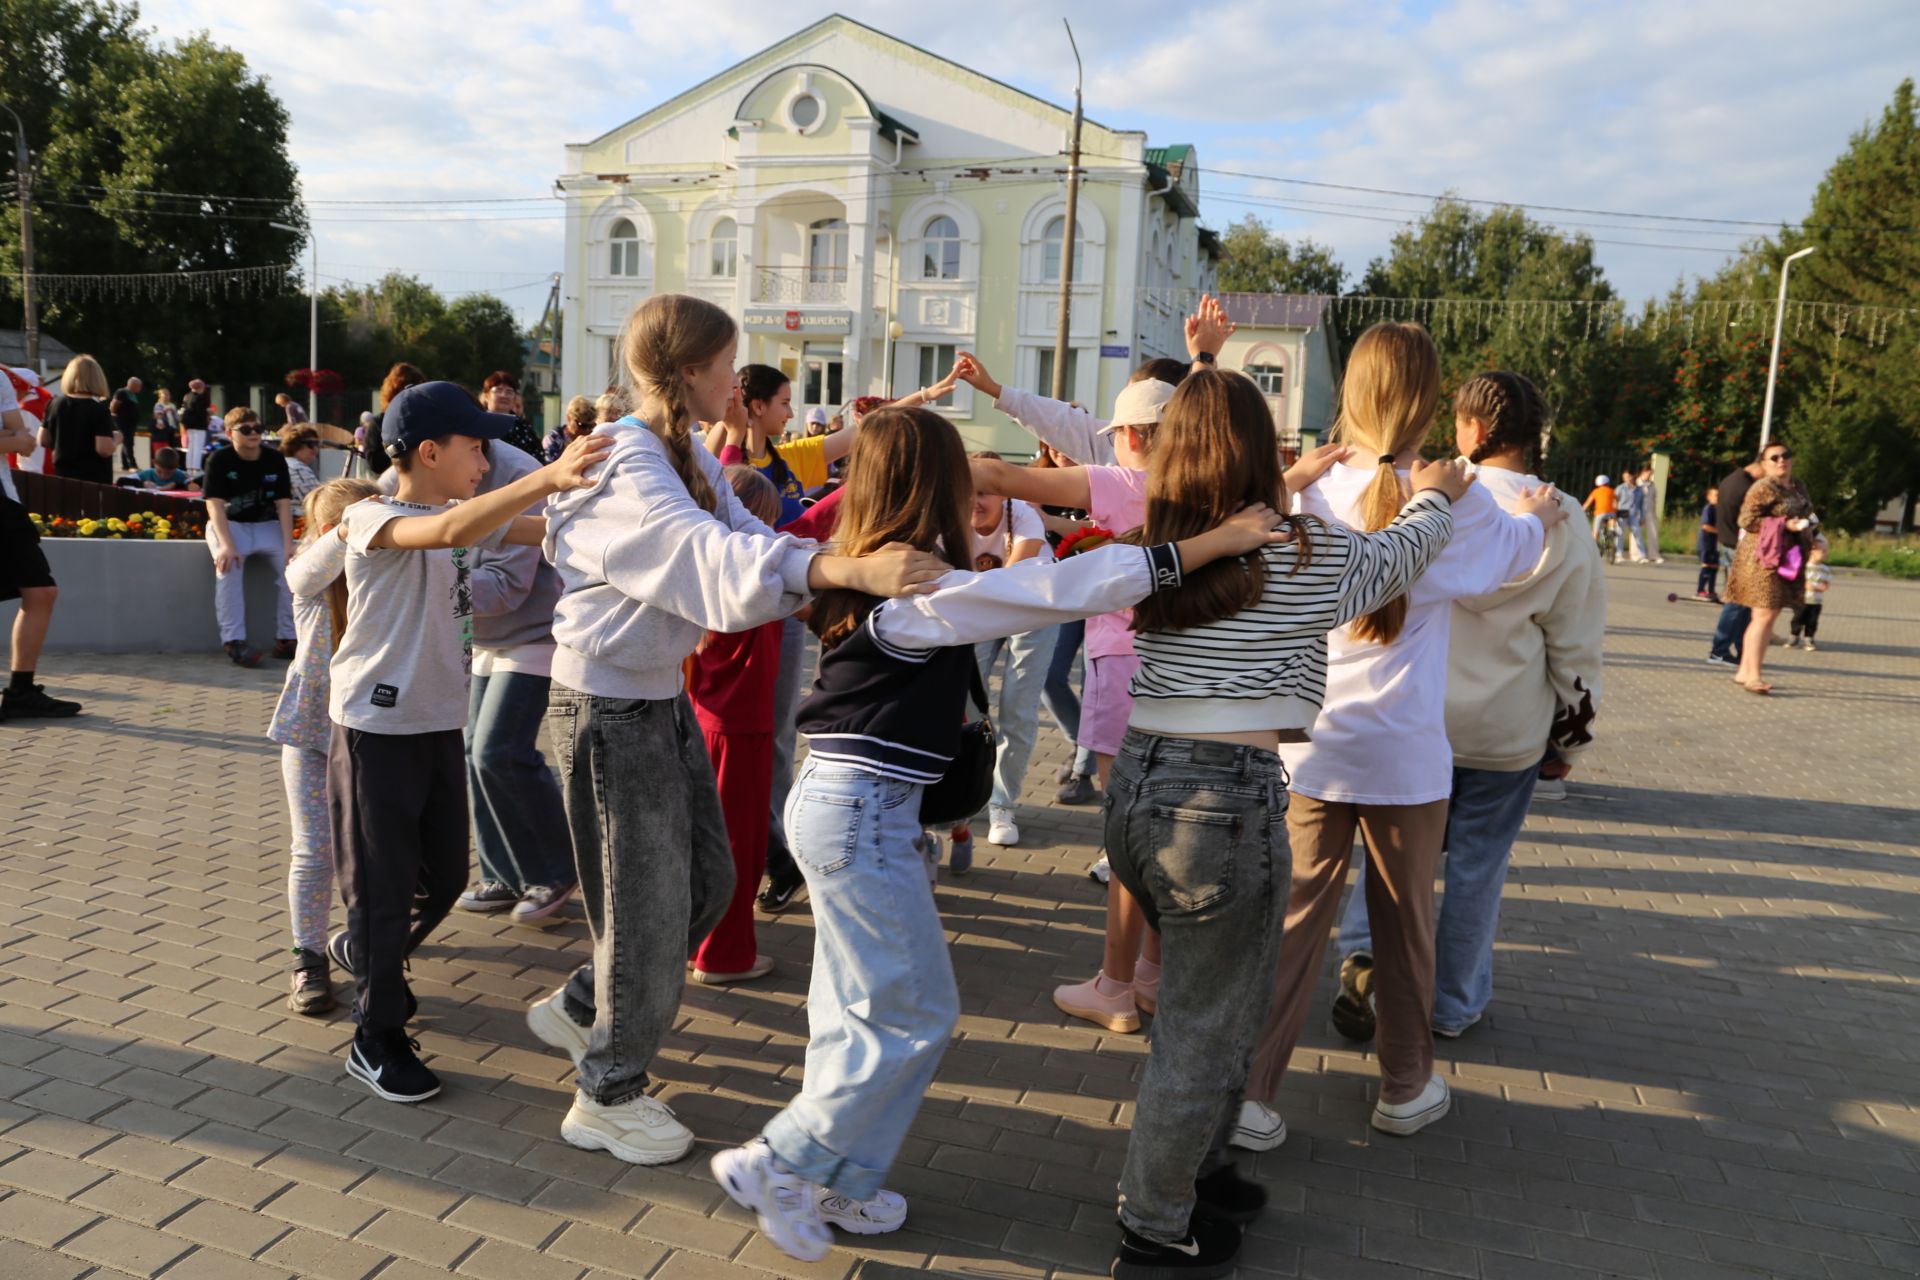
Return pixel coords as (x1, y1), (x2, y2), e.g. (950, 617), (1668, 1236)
(789, 93), (822, 130)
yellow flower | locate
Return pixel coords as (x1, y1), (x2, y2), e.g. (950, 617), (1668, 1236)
(153, 532), (169, 540)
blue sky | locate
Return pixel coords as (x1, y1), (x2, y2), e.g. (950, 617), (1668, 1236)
(139, 1), (1918, 321)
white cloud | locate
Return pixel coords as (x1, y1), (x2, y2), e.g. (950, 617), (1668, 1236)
(129, 0), (1914, 314)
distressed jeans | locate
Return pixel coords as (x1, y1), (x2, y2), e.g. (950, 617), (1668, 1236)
(763, 757), (960, 1198)
(466, 671), (575, 891)
(977, 625), (1057, 813)
(1103, 731), (1290, 1244)
(1336, 763), (1539, 1034)
(546, 688), (734, 1106)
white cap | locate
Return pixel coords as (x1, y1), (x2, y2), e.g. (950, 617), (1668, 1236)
(805, 406), (829, 425)
(1595, 474), (1610, 486)
(1100, 379), (1178, 435)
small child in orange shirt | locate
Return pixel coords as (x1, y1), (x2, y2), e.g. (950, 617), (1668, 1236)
(1582, 473), (1617, 540)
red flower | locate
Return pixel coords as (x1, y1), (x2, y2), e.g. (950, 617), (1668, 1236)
(1057, 526), (1118, 558)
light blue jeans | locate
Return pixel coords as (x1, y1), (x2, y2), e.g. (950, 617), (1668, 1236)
(466, 671), (575, 891)
(764, 757), (960, 1198)
(1336, 764), (1538, 1033)
(1046, 620), (1096, 779)
(977, 626), (1057, 813)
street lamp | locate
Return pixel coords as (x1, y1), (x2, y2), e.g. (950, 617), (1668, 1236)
(1, 103), (38, 369)
(270, 220), (318, 421)
(1758, 245), (1815, 453)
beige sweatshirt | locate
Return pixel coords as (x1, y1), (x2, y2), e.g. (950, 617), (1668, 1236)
(1446, 467), (1607, 772)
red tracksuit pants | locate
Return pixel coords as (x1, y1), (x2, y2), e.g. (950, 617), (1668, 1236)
(691, 728), (773, 975)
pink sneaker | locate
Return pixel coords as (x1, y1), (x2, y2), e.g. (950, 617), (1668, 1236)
(1132, 959), (1161, 1015)
(1052, 972), (1140, 1033)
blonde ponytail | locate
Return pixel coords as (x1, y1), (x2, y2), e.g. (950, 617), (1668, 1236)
(1332, 322), (1441, 647)
(622, 294), (737, 514)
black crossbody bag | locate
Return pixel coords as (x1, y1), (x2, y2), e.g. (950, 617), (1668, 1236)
(918, 657), (996, 825)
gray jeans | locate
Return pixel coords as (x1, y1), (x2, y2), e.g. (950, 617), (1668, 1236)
(546, 687), (734, 1106)
(1103, 730), (1291, 1243)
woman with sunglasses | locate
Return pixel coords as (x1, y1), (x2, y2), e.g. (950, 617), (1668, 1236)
(1723, 444), (1817, 695)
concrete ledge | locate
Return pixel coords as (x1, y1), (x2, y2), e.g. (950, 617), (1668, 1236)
(0, 539), (286, 653)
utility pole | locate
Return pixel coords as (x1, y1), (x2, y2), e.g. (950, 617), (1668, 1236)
(1758, 245), (1815, 454)
(270, 219), (318, 419)
(1050, 21), (1083, 402)
(3, 105), (38, 369)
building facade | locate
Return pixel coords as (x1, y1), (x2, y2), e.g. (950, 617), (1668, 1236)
(1217, 294), (1340, 451)
(557, 16), (1217, 452)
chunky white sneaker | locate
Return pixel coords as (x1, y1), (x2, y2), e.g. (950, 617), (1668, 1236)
(561, 1091), (694, 1165)
(527, 989), (590, 1068)
(987, 805), (1021, 847)
(1230, 1099), (1287, 1151)
(817, 1185), (908, 1235)
(1371, 1074), (1452, 1136)
(711, 1138), (832, 1262)
(1087, 853), (1111, 884)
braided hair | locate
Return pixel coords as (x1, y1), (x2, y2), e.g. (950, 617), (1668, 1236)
(621, 295), (735, 513)
(1454, 371), (1551, 475)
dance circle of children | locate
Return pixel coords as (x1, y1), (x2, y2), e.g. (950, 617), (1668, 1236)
(275, 293), (1595, 1279)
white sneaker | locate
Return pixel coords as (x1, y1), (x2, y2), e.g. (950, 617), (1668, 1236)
(1532, 777), (1567, 802)
(987, 806), (1020, 847)
(1087, 854), (1111, 884)
(1230, 1099), (1287, 1151)
(1804, 639), (1818, 652)
(711, 1138), (832, 1262)
(1371, 1074), (1451, 1136)
(817, 1185), (908, 1234)
(561, 1091), (694, 1165)
(527, 989), (590, 1067)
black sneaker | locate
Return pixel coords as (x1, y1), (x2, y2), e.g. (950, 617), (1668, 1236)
(456, 880), (519, 913)
(225, 641), (264, 668)
(345, 1028), (440, 1103)
(273, 638), (297, 661)
(1193, 1163), (1267, 1225)
(288, 948), (335, 1016)
(1112, 1215), (1241, 1279)
(757, 870), (806, 914)
(1056, 773), (1098, 805)
(0, 684), (83, 719)
(1330, 950), (1376, 1042)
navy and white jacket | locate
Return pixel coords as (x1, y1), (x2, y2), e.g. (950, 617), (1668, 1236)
(798, 542), (1183, 783)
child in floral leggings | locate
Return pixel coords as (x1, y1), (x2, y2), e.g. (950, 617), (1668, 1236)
(271, 478), (377, 1014)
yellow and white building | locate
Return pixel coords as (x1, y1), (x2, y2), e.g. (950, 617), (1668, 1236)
(557, 15), (1218, 451)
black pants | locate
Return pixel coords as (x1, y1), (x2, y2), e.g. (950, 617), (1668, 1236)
(327, 725), (469, 1033)
(1791, 602), (1823, 640)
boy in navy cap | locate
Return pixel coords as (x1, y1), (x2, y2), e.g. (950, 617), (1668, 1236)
(317, 382), (610, 1102)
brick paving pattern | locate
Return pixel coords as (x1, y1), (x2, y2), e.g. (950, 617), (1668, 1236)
(1, 559), (1916, 1279)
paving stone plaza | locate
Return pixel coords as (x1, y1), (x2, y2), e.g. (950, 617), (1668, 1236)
(1, 560), (1916, 1280)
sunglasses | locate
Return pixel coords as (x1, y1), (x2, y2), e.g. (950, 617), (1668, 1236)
(1765, 450), (1793, 462)
(234, 425), (264, 436)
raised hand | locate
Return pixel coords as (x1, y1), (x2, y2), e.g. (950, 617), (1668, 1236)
(1185, 294), (1237, 358)
(1409, 457), (1475, 503)
(951, 352), (1002, 400)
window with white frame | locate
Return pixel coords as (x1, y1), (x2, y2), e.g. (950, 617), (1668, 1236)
(708, 218), (738, 278)
(1036, 346), (1081, 399)
(916, 344), (959, 406)
(1248, 362), (1286, 398)
(922, 215), (962, 280)
(608, 218), (641, 278)
(808, 217), (848, 282)
(1041, 215), (1085, 284)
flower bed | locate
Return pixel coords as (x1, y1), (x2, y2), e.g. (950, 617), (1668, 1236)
(30, 510), (205, 541)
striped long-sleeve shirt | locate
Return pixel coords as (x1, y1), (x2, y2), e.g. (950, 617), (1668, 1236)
(1128, 490), (1457, 736)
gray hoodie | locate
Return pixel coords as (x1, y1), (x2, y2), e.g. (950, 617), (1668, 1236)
(544, 420), (817, 699)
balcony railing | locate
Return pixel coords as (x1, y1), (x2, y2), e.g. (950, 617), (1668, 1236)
(754, 267), (847, 304)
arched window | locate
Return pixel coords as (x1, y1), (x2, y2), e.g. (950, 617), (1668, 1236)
(808, 217), (848, 283)
(922, 215), (962, 280)
(608, 217), (641, 278)
(708, 218), (738, 279)
(1248, 362), (1285, 398)
(1042, 215), (1084, 284)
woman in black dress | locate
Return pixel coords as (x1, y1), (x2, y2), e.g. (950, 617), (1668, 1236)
(41, 354), (116, 485)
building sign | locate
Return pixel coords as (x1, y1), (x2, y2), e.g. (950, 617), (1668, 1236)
(743, 308), (854, 335)
(1100, 344), (1131, 359)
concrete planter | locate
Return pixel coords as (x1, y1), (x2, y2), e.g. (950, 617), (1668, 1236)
(0, 537), (287, 654)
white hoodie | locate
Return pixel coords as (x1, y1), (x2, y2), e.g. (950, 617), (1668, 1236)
(1446, 468), (1605, 772)
(1282, 462), (1544, 806)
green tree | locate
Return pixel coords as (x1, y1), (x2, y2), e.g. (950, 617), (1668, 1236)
(317, 273), (524, 394)
(0, 0), (308, 391)
(1215, 215), (1347, 295)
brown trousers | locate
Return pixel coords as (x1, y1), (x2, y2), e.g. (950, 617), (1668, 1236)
(1244, 794), (1449, 1106)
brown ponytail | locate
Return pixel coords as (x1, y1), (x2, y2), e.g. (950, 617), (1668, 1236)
(1332, 322), (1441, 647)
(622, 294), (737, 513)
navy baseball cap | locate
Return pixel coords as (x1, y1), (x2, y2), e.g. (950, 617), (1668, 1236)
(382, 382), (517, 459)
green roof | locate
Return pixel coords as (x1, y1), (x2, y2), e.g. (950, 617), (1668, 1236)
(1144, 144), (1200, 217)
(1143, 144), (1194, 170)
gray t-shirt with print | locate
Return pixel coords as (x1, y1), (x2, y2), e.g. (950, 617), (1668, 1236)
(328, 498), (508, 734)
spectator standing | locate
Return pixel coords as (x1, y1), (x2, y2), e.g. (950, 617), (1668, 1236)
(1636, 467), (1664, 564)
(203, 408), (295, 667)
(181, 378), (213, 470)
(42, 355), (116, 485)
(481, 371), (546, 461)
(281, 425), (324, 516)
(1724, 444), (1815, 695)
(1707, 457), (1764, 665)
(1695, 487), (1720, 599)
(363, 363), (426, 479)
(111, 376), (143, 469)
(151, 388), (180, 456)
(275, 392), (308, 427)
(545, 395), (595, 462)
(0, 372), (83, 720)
(1617, 467), (1650, 562)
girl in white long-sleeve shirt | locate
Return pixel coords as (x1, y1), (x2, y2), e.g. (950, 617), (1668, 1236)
(1243, 324), (1568, 1142)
